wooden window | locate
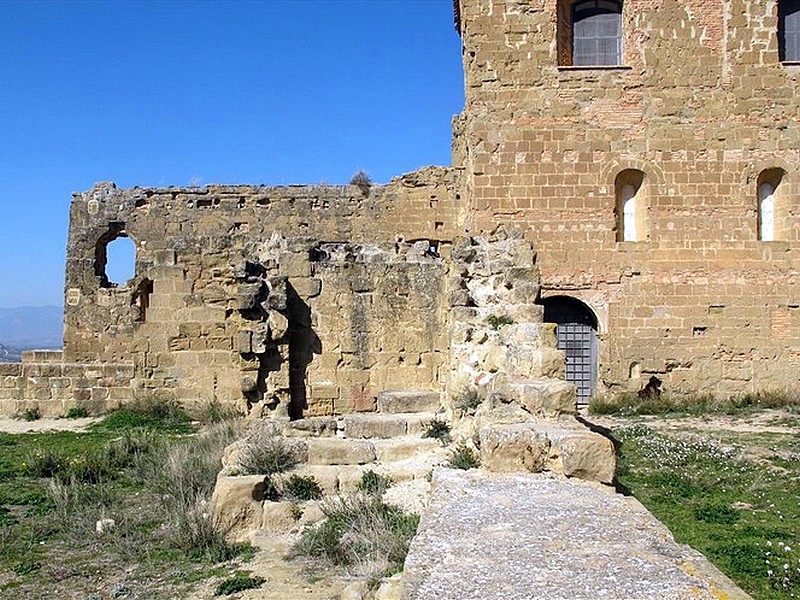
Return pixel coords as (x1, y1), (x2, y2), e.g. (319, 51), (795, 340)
(780, 0), (800, 61)
(572, 1), (622, 66)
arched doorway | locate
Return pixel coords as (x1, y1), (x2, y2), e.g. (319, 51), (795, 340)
(542, 296), (598, 406)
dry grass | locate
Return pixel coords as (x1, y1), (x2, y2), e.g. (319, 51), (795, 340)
(590, 389), (800, 417)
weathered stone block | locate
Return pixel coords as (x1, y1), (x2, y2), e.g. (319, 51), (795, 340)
(479, 423), (551, 473)
(210, 474), (266, 539)
(305, 439), (376, 465)
(377, 390), (441, 413)
(502, 379), (577, 418)
(343, 414), (409, 438)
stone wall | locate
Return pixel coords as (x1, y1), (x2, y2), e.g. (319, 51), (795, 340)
(0, 351), (133, 418)
(455, 0), (800, 396)
(55, 167), (462, 416)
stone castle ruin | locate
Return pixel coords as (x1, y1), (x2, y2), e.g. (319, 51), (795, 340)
(1, 0), (799, 418)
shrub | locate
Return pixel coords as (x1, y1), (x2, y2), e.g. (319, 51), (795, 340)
(447, 443), (480, 470)
(292, 493), (419, 578)
(199, 400), (241, 424)
(487, 314), (515, 330)
(65, 407), (89, 419)
(214, 571), (266, 596)
(97, 397), (194, 434)
(350, 170), (372, 195)
(24, 448), (63, 478)
(453, 388), (482, 415)
(422, 418), (451, 445)
(238, 428), (300, 476)
(357, 470), (393, 497)
(281, 475), (323, 502)
(22, 407), (41, 422)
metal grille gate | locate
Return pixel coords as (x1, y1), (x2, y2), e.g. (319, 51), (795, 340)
(556, 322), (597, 405)
(543, 297), (598, 406)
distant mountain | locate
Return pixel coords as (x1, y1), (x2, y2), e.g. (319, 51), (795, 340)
(0, 306), (63, 353)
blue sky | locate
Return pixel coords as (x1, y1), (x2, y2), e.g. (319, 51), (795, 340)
(0, 0), (464, 307)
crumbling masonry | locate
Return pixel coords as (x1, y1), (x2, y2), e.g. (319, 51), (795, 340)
(1, 0), (799, 417)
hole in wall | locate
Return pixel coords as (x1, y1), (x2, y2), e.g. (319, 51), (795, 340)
(95, 222), (136, 288)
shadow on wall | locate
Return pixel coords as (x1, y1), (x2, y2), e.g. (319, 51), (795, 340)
(287, 283), (322, 420)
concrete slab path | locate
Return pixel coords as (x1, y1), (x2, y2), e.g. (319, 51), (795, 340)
(401, 469), (751, 600)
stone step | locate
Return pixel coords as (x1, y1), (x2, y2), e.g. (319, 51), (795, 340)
(478, 418), (616, 484)
(340, 412), (438, 439)
(377, 390), (442, 414)
(290, 450), (446, 495)
(304, 438), (376, 466)
(302, 436), (445, 466)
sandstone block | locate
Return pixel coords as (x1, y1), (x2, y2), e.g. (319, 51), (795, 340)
(261, 501), (298, 532)
(503, 379), (577, 418)
(479, 423), (551, 473)
(210, 475), (266, 538)
(554, 431), (616, 485)
(283, 416), (338, 438)
(377, 390), (441, 413)
(373, 438), (441, 462)
(305, 439), (376, 465)
(342, 414), (408, 439)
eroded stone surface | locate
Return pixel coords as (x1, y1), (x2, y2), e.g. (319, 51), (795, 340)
(402, 469), (751, 600)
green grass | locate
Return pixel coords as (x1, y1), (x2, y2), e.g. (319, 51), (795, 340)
(0, 413), (252, 599)
(590, 389), (800, 417)
(615, 423), (800, 599)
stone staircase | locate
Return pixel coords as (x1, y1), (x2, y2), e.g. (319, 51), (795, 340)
(211, 390), (450, 536)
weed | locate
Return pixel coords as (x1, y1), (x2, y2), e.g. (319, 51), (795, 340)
(23, 448), (63, 478)
(199, 400), (241, 424)
(357, 470), (393, 497)
(21, 407), (40, 422)
(590, 389), (800, 417)
(350, 170), (372, 195)
(422, 418), (451, 445)
(282, 475), (323, 502)
(487, 314), (515, 330)
(65, 407), (90, 419)
(214, 571), (266, 596)
(292, 493), (418, 578)
(96, 397), (194, 434)
(447, 443), (480, 470)
(453, 387), (482, 415)
(238, 427), (301, 476)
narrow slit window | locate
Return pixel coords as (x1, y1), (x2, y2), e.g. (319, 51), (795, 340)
(621, 184), (637, 242)
(759, 182), (775, 241)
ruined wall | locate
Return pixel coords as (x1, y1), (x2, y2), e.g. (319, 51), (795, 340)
(59, 167), (462, 416)
(0, 351), (133, 417)
(455, 0), (800, 396)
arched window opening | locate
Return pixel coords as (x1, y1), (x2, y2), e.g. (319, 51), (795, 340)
(779, 0), (800, 62)
(558, 1), (623, 66)
(757, 169), (785, 242)
(615, 169), (645, 242)
(95, 222), (136, 288)
(542, 296), (599, 406)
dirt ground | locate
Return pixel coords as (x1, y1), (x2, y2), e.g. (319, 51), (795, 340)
(0, 416), (101, 434)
